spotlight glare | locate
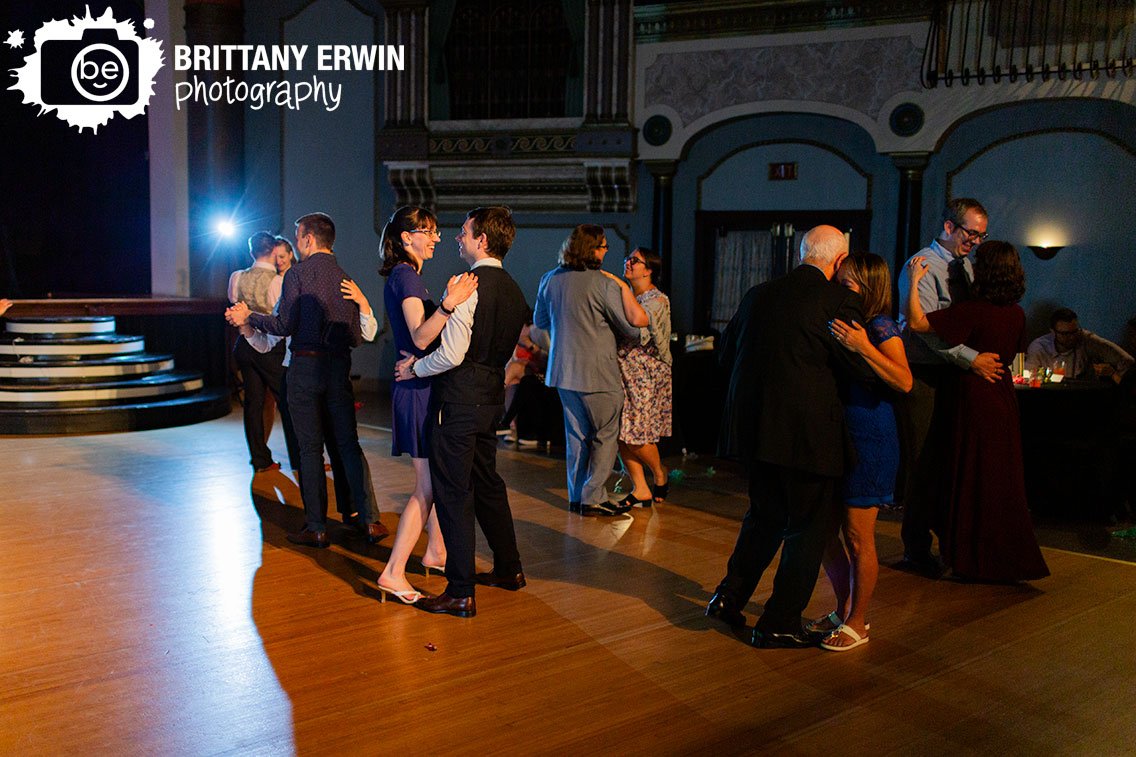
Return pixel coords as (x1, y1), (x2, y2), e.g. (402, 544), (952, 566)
(216, 220), (237, 238)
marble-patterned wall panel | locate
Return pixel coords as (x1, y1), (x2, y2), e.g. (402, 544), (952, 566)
(643, 36), (923, 127)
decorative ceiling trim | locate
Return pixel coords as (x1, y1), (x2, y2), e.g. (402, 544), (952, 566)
(634, 0), (934, 43)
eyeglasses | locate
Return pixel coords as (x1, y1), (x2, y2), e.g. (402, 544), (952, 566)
(951, 222), (988, 242)
(410, 229), (441, 240)
(624, 256), (645, 266)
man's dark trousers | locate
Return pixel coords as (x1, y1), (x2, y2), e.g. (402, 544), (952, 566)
(286, 352), (376, 532)
(719, 461), (842, 633)
(234, 337), (286, 469)
(428, 400), (522, 599)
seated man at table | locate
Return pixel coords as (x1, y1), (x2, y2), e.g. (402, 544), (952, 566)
(1026, 307), (1133, 383)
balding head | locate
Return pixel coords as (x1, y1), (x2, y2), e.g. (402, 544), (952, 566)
(800, 225), (848, 278)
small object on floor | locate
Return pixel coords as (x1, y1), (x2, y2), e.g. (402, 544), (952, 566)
(820, 624), (869, 652)
(286, 527), (330, 548)
(377, 584), (424, 604)
(425, 642), (437, 652)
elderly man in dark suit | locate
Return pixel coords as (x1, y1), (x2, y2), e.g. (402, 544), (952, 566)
(706, 225), (874, 649)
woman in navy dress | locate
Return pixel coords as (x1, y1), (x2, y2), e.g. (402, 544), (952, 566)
(906, 241), (1049, 583)
(372, 206), (477, 602)
(821, 253), (913, 650)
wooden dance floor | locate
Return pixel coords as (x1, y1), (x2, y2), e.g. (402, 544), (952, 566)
(2, 407), (1134, 754)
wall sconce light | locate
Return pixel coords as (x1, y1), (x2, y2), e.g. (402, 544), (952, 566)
(1028, 245), (1064, 260)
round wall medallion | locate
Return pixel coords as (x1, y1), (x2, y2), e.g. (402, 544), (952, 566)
(889, 103), (925, 137)
(642, 115), (673, 146)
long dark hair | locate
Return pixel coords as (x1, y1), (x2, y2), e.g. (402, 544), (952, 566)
(379, 206), (438, 277)
(558, 224), (606, 270)
(841, 253), (892, 319)
(970, 240), (1026, 305)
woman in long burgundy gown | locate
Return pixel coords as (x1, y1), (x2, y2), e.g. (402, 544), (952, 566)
(905, 241), (1049, 582)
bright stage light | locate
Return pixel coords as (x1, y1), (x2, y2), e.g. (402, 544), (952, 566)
(215, 220), (237, 238)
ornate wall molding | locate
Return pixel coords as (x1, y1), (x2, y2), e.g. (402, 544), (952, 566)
(429, 133), (578, 156)
(636, 21), (1136, 159)
(380, 0), (636, 214)
(634, 0), (934, 43)
(385, 155), (635, 213)
(643, 35), (923, 128)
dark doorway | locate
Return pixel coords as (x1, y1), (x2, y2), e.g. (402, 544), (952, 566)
(693, 210), (872, 333)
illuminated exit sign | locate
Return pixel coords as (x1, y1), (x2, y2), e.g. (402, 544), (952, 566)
(768, 162), (797, 181)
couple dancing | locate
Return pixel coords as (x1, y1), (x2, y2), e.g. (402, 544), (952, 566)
(381, 205), (530, 618)
(707, 224), (1047, 651)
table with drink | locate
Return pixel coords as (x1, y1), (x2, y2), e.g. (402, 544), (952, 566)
(1012, 353), (1126, 519)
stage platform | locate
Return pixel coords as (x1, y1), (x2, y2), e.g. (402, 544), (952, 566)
(1, 406), (1134, 754)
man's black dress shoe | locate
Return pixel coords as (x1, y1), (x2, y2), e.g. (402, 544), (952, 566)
(750, 628), (819, 649)
(475, 570), (527, 591)
(705, 592), (746, 627)
(569, 501), (625, 516)
(417, 592), (476, 618)
(895, 553), (946, 579)
(286, 527), (330, 548)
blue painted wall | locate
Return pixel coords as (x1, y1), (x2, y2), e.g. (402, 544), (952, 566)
(665, 113), (897, 330)
(701, 143), (869, 211)
(926, 99), (1136, 344)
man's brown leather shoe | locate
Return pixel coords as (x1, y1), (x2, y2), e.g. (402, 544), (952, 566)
(286, 527), (330, 548)
(417, 592), (476, 617)
(363, 521), (389, 544)
(475, 570), (526, 591)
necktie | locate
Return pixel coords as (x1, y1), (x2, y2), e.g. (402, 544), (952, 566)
(947, 257), (970, 303)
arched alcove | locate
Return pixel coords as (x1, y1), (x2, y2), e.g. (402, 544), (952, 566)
(929, 99), (1136, 342)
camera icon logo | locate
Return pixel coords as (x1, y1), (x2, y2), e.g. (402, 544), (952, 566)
(41, 29), (138, 105)
(9, 8), (164, 133)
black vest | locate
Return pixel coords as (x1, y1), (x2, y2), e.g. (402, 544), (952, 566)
(432, 265), (528, 405)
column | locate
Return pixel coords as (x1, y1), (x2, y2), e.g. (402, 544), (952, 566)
(892, 152), (930, 275)
(646, 160), (676, 292)
(376, 0), (429, 162)
(184, 0), (244, 297)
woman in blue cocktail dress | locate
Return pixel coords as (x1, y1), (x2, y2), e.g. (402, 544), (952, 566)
(355, 206), (476, 603)
(821, 253), (914, 651)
